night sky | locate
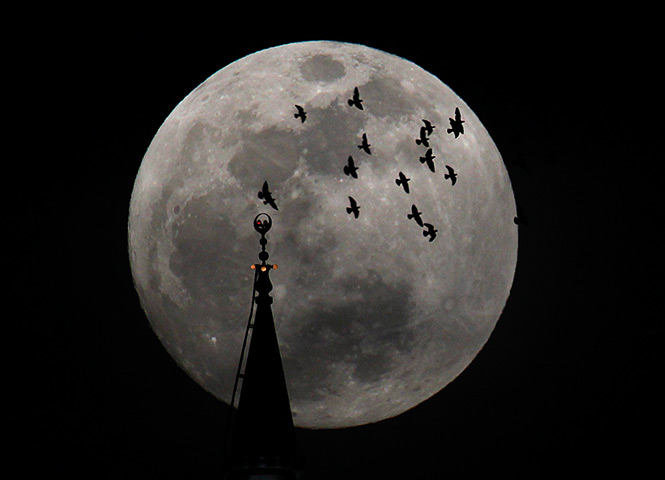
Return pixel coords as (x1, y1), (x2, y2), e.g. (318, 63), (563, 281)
(19, 17), (661, 479)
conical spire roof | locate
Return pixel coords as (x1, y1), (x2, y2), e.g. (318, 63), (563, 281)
(225, 214), (297, 479)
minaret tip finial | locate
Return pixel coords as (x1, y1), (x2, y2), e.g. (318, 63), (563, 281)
(253, 213), (272, 235)
(253, 213), (273, 266)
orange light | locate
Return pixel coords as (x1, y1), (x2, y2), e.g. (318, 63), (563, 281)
(273, 264), (278, 270)
(250, 265), (256, 270)
(261, 266), (267, 272)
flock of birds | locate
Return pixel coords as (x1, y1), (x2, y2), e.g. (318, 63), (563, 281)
(258, 87), (468, 243)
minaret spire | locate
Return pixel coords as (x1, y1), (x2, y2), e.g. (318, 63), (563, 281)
(224, 214), (297, 480)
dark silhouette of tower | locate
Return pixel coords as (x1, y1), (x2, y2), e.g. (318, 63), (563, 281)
(224, 213), (298, 480)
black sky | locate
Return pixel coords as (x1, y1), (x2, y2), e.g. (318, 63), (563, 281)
(18, 16), (662, 479)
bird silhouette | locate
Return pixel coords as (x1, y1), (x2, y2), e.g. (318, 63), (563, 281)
(444, 165), (457, 185)
(407, 204), (423, 227)
(423, 223), (438, 242)
(447, 107), (465, 138)
(514, 206), (529, 226)
(422, 119), (435, 136)
(346, 196), (360, 218)
(419, 148), (437, 172)
(395, 171), (410, 193)
(415, 126), (430, 147)
(358, 133), (371, 154)
(343, 155), (359, 179)
(257, 180), (279, 210)
(294, 105), (307, 123)
(347, 86), (364, 110)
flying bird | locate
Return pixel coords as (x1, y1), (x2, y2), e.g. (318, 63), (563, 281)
(358, 133), (371, 154)
(258, 180), (279, 210)
(415, 126), (430, 147)
(419, 148), (437, 172)
(347, 86), (364, 110)
(407, 204), (423, 227)
(346, 196), (360, 218)
(447, 107), (465, 138)
(444, 165), (457, 185)
(422, 119), (435, 136)
(514, 206), (529, 226)
(294, 105), (307, 123)
(395, 171), (410, 193)
(343, 155), (359, 179)
(423, 223), (438, 242)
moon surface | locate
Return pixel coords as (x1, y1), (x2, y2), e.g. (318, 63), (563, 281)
(128, 41), (518, 429)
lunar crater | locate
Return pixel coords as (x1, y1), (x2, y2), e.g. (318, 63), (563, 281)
(360, 74), (426, 121)
(299, 54), (346, 83)
(227, 126), (300, 188)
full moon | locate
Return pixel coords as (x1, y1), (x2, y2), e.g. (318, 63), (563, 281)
(128, 41), (517, 429)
